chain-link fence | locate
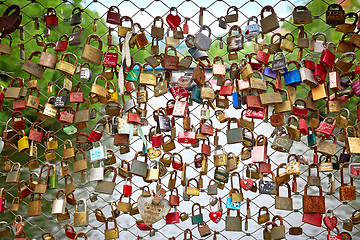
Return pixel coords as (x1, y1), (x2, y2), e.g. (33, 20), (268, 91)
(0, 0), (360, 239)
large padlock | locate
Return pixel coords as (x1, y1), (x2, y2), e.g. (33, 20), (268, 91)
(326, 3), (345, 25)
(302, 184), (325, 214)
(52, 189), (66, 215)
(292, 5), (313, 25)
(74, 199), (88, 227)
(194, 25), (212, 51)
(260, 5), (279, 34)
(275, 182), (293, 211)
(38, 42), (58, 69)
(95, 167), (117, 195)
(226, 118), (243, 144)
(81, 34), (103, 66)
(21, 51), (45, 79)
(310, 32), (327, 53)
(226, 25), (244, 53)
(45, 7), (58, 27)
(57, 53), (77, 75)
(339, 162), (356, 201)
(106, 5), (121, 24)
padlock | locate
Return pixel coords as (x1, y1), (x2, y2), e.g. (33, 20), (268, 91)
(260, 5), (279, 34)
(187, 178), (200, 196)
(106, 5), (121, 24)
(225, 208), (242, 232)
(95, 166), (117, 195)
(319, 42), (336, 69)
(226, 25), (244, 53)
(81, 34), (103, 66)
(226, 118), (243, 144)
(28, 193), (41, 216)
(73, 199), (88, 227)
(259, 172), (277, 195)
(275, 182), (293, 211)
(6, 163), (21, 184)
(326, 4), (345, 25)
(271, 215), (286, 239)
(191, 203), (203, 224)
(194, 25), (212, 51)
(335, 52), (356, 74)
(310, 32), (327, 53)
(292, 5), (313, 25)
(52, 189), (66, 215)
(45, 7), (58, 27)
(102, 44), (118, 68)
(280, 33), (295, 52)
(316, 117), (336, 138)
(272, 52), (288, 71)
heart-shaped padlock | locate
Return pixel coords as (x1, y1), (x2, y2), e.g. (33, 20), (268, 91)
(166, 7), (181, 29)
(240, 179), (253, 191)
(147, 148), (161, 159)
(324, 210), (337, 230)
(209, 211), (222, 223)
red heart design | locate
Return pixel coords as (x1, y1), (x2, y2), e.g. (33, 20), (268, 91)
(240, 179), (253, 191)
(166, 14), (181, 29)
(324, 216), (337, 230)
(209, 211), (222, 223)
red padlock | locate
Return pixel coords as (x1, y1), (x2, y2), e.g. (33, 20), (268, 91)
(303, 53), (316, 71)
(170, 85), (188, 100)
(248, 53), (263, 72)
(55, 35), (68, 52)
(88, 124), (104, 142)
(292, 99), (308, 118)
(136, 220), (152, 230)
(316, 117), (335, 138)
(313, 148), (319, 165)
(123, 182), (132, 196)
(319, 43), (336, 69)
(103, 45), (118, 68)
(165, 211), (180, 224)
(166, 100), (175, 115)
(256, 50), (270, 65)
(194, 154), (204, 168)
(314, 63), (327, 84)
(64, 224), (76, 239)
(259, 156), (272, 173)
(173, 97), (189, 118)
(355, 62), (360, 74)
(166, 7), (181, 29)
(106, 6), (121, 25)
(246, 107), (266, 119)
(329, 71), (340, 92)
(299, 118), (308, 135)
(152, 132), (163, 148)
(172, 153), (183, 171)
(201, 139), (211, 156)
(219, 79), (233, 96)
(357, 102), (360, 120)
(45, 8), (58, 27)
(18, 181), (31, 199)
(128, 112), (141, 125)
(28, 122), (43, 142)
(178, 131), (195, 144)
(302, 212), (322, 227)
(70, 83), (83, 103)
(169, 188), (180, 206)
(329, 93), (350, 106)
(124, 81), (136, 92)
(200, 119), (214, 136)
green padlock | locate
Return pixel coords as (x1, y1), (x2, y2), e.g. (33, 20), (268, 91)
(48, 164), (58, 189)
(191, 203), (203, 225)
(63, 125), (78, 135)
(200, 102), (211, 120)
(307, 127), (316, 147)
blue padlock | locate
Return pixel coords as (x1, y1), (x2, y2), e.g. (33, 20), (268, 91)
(188, 47), (208, 60)
(284, 61), (302, 86)
(232, 91), (241, 109)
(263, 67), (277, 79)
(191, 86), (203, 104)
(226, 197), (241, 210)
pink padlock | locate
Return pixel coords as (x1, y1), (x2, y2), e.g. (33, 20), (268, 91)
(329, 71), (341, 92)
(252, 135), (267, 163)
(316, 117), (336, 138)
(0, 188), (5, 213)
(299, 118), (308, 135)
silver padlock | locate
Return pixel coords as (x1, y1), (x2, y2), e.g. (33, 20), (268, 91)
(89, 161), (104, 182)
(51, 190), (66, 215)
(80, 62), (92, 81)
(183, 185), (190, 201)
(327, 173), (335, 195)
(194, 25), (212, 51)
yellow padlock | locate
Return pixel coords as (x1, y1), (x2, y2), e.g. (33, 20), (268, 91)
(18, 130), (29, 153)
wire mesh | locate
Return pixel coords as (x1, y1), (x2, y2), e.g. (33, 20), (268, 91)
(0, 0), (360, 239)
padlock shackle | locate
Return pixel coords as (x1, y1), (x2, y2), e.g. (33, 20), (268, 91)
(276, 181), (291, 198)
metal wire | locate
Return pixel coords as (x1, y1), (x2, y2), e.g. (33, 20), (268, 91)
(0, 0), (360, 239)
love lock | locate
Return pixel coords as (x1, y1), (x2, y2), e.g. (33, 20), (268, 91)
(324, 209), (337, 230)
(240, 178), (253, 191)
(208, 197), (222, 224)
